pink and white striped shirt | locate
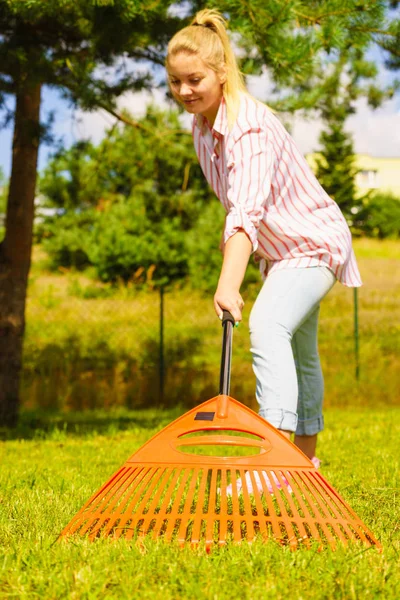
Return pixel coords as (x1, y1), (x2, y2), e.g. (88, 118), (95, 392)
(192, 94), (362, 287)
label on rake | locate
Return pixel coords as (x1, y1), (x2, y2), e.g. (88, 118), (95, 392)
(194, 412), (215, 421)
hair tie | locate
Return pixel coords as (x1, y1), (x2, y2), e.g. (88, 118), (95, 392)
(192, 22), (214, 30)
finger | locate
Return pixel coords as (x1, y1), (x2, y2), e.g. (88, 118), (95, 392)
(229, 306), (242, 323)
(215, 300), (241, 323)
(214, 299), (223, 320)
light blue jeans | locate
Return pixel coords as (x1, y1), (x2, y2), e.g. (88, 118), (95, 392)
(249, 267), (336, 435)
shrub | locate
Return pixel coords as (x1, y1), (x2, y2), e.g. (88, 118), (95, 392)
(87, 197), (189, 287)
(353, 192), (400, 239)
(41, 210), (96, 270)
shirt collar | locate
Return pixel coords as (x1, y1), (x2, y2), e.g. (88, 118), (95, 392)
(212, 96), (228, 136)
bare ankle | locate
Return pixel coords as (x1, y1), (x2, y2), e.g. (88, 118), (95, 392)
(294, 433), (317, 459)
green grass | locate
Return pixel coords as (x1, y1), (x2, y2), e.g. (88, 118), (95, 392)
(2, 239), (398, 596)
(0, 407), (399, 599)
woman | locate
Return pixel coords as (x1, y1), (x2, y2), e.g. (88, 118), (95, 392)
(166, 9), (361, 488)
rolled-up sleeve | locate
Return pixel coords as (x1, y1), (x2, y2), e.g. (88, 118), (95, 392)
(224, 128), (274, 253)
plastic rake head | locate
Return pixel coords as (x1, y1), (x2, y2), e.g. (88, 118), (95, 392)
(59, 395), (381, 550)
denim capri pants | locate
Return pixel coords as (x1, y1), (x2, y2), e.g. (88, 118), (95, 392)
(249, 266), (336, 435)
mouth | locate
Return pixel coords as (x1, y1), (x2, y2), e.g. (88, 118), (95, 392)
(182, 98), (200, 105)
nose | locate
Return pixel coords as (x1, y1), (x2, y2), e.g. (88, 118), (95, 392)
(179, 82), (193, 96)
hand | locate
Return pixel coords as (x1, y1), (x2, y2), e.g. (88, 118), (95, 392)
(214, 285), (245, 323)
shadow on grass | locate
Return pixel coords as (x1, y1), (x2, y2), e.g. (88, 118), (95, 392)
(0, 406), (185, 441)
(20, 332), (219, 414)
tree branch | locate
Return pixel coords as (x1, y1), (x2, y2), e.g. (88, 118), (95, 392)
(97, 101), (191, 144)
(352, 27), (398, 36)
(293, 9), (357, 24)
(293, 8), (395, 31)
(127, 48), (166, 67)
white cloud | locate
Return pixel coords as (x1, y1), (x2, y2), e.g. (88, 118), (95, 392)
(246, 69), (274, 101)
(346, 97), (400, 157)
(289, 113), (324, 155)
(167, 1), (192, 18)
(116, 87), (170, 116)
(287, 96), (400, 157)
(246, 68), (400, 157)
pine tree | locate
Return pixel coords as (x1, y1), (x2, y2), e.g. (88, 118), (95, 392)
(315, 105), (361, 223)
(376, 0), (400, 71)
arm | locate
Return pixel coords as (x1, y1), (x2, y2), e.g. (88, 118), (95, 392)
(214, 229), (252, 322)
(214, 127), (274, 321)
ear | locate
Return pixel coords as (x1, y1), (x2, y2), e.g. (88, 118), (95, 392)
(219, 65), (227, 85)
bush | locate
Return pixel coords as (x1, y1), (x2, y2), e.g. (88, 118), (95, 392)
(42, 210), (96, 270)
(353, 192), (400, 239)
(186, 201), (225, 293)
(41, 195), (190, 287)
(87, 197), (189, 287)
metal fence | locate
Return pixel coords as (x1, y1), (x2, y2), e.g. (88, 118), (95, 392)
(21, 283), (260, 413)
(21, 277), (363, 414)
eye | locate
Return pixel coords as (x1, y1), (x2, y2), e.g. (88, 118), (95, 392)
(190, 78), (201, 84)
(170, 80), (179, 85)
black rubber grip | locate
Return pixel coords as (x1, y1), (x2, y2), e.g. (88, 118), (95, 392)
(219, 311), (234, 395)
(222, 310), (235, 326)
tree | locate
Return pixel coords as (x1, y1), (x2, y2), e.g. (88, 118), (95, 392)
(0, 166), (6, 216)
(207, 0), (397, 111)
(0, 0), (183, 427)
(376, 0), (400, 71)
(315, 109), (362, 224)
(312, 55), (369, 223)
(0, 167), (6, 243)
(39, 106), (219, 288)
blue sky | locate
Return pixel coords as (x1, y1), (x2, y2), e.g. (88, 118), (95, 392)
(1, 49), (399, 179)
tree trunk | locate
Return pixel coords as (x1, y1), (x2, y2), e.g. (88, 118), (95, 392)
(0, 81), (41, 428)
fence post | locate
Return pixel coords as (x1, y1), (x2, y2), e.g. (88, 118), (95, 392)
(159, 285), (165, 404)
(354, 288), (360, 381)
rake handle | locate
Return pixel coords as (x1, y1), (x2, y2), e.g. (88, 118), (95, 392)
(219, 310), (235, 397)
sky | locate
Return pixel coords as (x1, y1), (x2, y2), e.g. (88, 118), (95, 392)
(1, 52), (400, 179)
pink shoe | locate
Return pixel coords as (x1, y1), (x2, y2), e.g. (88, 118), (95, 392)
(311, 456), (321, 469)
(220, 459), (321, 496)
(224, 470), (293, 496)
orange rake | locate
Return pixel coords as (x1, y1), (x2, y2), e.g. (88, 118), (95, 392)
(59, 312), (381, 550)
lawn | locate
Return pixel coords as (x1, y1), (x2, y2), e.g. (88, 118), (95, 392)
(0, 407), (399, 599)
(0, 238), (399, 598)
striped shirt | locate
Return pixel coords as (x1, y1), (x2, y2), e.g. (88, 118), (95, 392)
(192, 94), (362, 287)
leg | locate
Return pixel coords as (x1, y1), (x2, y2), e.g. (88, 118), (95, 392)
(249, 267), (336, 437)
(292, 306), (324, 458)
(295, 434), (318, 458)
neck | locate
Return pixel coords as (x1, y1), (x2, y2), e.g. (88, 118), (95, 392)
(202, 96), (223, 127)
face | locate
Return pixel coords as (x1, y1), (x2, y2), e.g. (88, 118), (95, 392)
(167, 53), (226, 124)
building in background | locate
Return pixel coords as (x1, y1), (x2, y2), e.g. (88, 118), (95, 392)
(306, 154), (400, 197)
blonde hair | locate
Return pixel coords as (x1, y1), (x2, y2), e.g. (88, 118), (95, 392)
(166, 9), (248, 128)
